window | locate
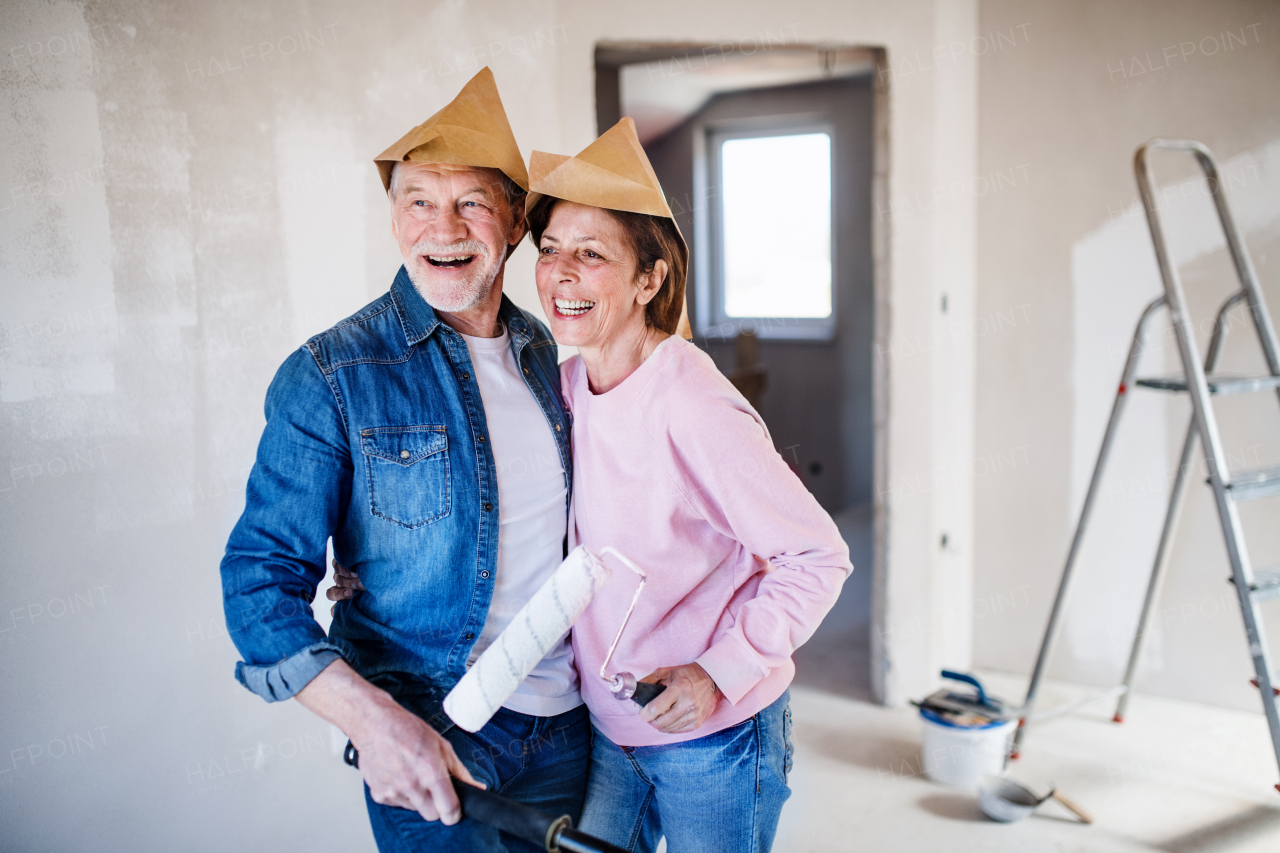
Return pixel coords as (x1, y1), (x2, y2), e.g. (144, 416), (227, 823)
(704, 125), (835, 340)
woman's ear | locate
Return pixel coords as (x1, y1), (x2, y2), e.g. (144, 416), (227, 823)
(635, 258), (669, 307)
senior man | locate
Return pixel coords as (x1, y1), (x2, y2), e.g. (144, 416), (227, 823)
(219, 68), (586, 853)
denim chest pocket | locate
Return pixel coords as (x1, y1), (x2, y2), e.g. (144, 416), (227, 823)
(360, 425), (451, 528)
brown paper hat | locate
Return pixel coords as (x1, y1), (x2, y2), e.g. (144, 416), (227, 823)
(528, 117), (691, 338)
(374, 67), (529, 193)
(526, 117), (676, 220)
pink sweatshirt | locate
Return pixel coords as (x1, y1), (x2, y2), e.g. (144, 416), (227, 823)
(563, 336), (853, 747)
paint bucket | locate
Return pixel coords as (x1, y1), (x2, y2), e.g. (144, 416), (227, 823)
(919, 706), (1014, 790)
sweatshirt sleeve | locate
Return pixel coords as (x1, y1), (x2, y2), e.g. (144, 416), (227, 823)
(659, 366), (853, 704)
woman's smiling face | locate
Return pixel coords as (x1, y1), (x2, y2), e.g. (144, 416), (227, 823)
(535, 201), (663, 350)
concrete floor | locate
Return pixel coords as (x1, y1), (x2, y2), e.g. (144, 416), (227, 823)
(773, 671), (1280, 852)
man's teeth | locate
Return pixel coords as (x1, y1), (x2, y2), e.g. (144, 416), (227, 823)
(555, 298), (595, 316)
(428, 255), (474, 263)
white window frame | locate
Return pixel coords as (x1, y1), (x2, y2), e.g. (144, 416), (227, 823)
(693, 116), (838, 341)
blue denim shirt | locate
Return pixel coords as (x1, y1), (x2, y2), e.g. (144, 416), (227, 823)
(220, 268), (570, 724)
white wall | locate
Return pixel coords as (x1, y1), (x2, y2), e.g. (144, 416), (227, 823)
(973, 0), (1280, 713)
(1, 0), (981, 847)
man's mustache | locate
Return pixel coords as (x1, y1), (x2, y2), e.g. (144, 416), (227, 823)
(411, 239), (488, 259)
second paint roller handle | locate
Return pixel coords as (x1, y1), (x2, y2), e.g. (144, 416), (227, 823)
(632, 681), (666, 707)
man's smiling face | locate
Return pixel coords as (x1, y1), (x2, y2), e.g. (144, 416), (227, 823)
(388, 162), (524, 313)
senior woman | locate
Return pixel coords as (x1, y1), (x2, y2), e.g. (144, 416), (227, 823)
(527, 118), (852, 853)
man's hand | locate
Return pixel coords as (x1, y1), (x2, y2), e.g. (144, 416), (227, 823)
(327, 558), (365, 615)
(295, 659), (482, 825)
(638, 663), (721, 734)
(352, 699), (482, 823)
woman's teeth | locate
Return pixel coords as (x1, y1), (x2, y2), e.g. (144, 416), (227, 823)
(555, 298), (595, 316)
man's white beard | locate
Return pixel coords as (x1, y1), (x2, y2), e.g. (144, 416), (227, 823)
(402, 239), (502, 313)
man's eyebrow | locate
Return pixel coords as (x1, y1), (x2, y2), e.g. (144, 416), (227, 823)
(400, 183), (495, 198)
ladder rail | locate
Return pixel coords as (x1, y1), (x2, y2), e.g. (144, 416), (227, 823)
(1135, 139), (1280, 784)
(1184, 145), (1280, 394)
(1012, 295), (1166, 755)
(1114, 291), (1246, 722)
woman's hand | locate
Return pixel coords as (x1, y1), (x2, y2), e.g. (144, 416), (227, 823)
(327, 558), (366, 615)
(638, 663), (721, 734)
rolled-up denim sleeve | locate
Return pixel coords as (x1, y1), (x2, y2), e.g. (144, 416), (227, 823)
(235, 642), (344, 702)
(220, 345), (353, 702)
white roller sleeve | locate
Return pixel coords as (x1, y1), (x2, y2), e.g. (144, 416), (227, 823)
(443, 545), (611, 732)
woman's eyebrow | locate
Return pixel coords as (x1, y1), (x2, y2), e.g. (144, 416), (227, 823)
(541, 233), (600, 244)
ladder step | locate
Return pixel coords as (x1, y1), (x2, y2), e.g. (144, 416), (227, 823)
(1135, 374), (1280, 395)
(1242, 565), (1280, 603)
(1223, 466), (1280, 501)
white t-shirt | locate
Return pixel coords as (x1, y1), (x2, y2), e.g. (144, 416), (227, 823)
(460, 325), (581, 717)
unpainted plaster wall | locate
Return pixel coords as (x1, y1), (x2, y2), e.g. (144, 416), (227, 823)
(973, 0), (1280, 713)
(1, 0), (978, 847)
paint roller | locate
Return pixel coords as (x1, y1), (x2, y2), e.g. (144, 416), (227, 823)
(444, 545), (666, 733)
(342, 546), (664, 851)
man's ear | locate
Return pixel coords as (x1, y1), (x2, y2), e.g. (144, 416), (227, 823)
(636, 258), (669, 307)
(508, 203), (528, 248)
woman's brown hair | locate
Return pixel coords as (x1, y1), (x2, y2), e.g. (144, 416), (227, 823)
(526, 195), (687, 336)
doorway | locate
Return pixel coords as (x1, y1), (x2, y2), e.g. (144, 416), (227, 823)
(596, 45), (881, 701)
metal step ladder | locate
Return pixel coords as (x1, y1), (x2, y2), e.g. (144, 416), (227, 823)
(1012, 140), (1280, 792)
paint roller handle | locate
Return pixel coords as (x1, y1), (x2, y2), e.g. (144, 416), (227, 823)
(346, 742), (627, 852)
(452, 781), (630, 853)
(452, 780), (566, 849)
(609, 672), (667, 707)
(632, 680), (667, 707)
(555, 826), (632, 853)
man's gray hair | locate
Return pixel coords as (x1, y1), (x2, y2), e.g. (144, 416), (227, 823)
(388, 161), (526, 220)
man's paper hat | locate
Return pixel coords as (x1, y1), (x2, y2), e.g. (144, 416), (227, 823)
(374, 67), (529, 193)
(528, 117), (691, 337)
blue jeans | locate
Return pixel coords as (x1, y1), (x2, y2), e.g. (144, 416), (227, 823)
(579, 691), (793, 853)
(366, 704), (589, 852)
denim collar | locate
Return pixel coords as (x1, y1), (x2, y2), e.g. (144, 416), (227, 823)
(390, 265), (536, 352)
(390, 267), (443, 346)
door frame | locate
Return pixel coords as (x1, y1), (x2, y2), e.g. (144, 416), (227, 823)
(595, 42), (894, 704)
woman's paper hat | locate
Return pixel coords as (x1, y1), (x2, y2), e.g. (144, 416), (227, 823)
(527, 117), (676, 220)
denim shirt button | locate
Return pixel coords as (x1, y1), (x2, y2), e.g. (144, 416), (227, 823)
(555, 424), (561, 432)
(483, 502), (492, 511)
(399, 450), (410, 459)
(465, 632), (474, 640)
(480, 571), (490, 579)
(461, 372), (470, 381)
(478, 435), (486, 443)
